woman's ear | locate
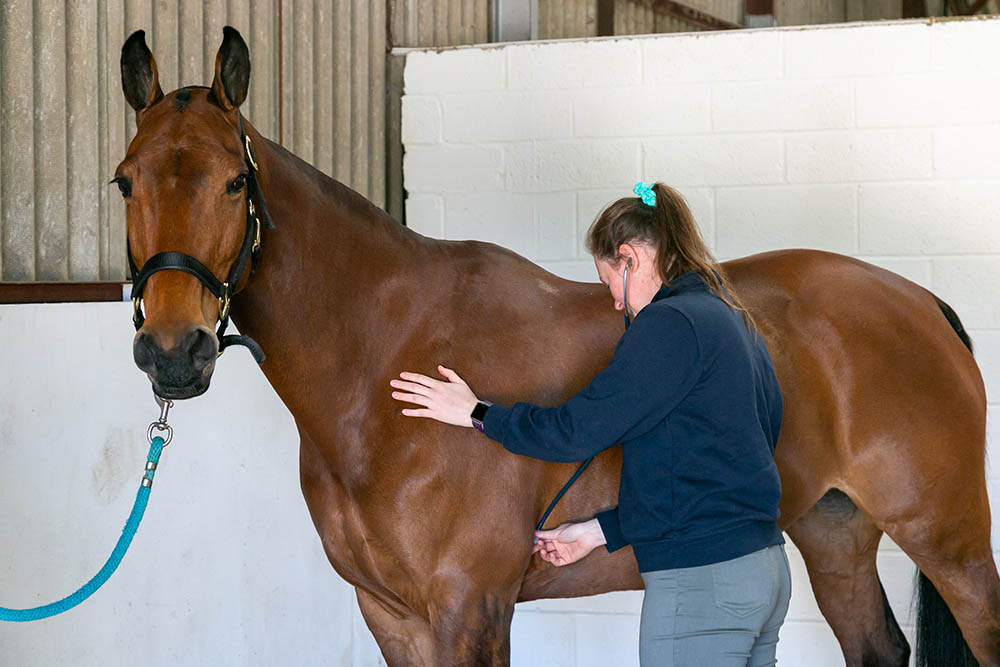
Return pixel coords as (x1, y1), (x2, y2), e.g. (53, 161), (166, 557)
(618, 243), (638, 270)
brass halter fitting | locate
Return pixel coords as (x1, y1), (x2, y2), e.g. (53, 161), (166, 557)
(245, 135), (259, 171)
(218, 282), (231, 321)
(250, 201), (261, 254)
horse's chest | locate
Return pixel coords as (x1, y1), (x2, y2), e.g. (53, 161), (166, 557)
(298, 447), (406, 593)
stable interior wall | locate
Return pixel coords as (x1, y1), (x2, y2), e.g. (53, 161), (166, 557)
(0, 304), (384, 665)
(401, 15), (1000, 666)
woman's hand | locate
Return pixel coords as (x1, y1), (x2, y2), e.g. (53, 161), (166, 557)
(533, 518), (607, 566)
(391, 365), (479, 428)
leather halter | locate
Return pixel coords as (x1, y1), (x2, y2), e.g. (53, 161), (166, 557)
(127, 115), (272, 363)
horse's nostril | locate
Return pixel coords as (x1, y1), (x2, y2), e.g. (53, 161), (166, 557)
(133, 332), (158, 373)
(184, 328), (217, 371)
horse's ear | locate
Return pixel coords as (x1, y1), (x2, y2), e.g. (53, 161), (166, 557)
(210, 26), (250, 110)
(120, 30), (163, 113)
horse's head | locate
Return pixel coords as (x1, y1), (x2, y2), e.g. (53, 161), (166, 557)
(118, 27), (261, 400)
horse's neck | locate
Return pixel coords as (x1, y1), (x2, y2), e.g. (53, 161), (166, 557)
(229, 133), (421, 398)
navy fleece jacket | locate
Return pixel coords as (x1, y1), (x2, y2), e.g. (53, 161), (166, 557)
(482, 271), (784, 572)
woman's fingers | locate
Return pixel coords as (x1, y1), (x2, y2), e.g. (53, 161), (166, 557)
(534, 528), (564, 541)
(437, 366), (467, 385)
(400, 408), (435, 418)
(534, 540), (575, 567)
(534, 536), (586, 567)
(392, 391), (433, 407)
(398, 371), (440, 387)
(390, 379), (434, 396)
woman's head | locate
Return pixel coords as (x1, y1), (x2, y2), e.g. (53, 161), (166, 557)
(586, 182), (755, 329)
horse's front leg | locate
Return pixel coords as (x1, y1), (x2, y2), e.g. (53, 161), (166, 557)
(356, 588), (437, 666)
(359, 581), (518, 666)
(427, 584), (518, 666)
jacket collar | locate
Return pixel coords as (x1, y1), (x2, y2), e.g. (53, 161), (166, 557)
(650, 270), (709, 303)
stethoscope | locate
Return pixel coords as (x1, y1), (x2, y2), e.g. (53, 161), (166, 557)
(623, 259), (633, 329)
(536, 255), (635, 532)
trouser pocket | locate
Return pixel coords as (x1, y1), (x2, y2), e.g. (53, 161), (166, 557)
(710, 547), (775, 618)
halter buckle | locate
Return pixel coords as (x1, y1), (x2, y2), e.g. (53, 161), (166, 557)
(252, 217), (262, 254)
(132, 296), (142, 323)
(218, 283), (231, 321)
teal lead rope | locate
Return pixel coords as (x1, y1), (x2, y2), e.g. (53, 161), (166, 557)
(0, 400), (172, 622)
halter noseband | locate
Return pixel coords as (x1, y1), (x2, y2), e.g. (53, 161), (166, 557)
(127, 114), (273, 364)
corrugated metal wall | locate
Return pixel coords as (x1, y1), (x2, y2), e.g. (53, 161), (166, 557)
(539, 0), (742, 38)
(0, 0), (387, 282)
(538, 0), (595, 38)
(536, 0), (946, 39)
(280, 0), (386, 207)
(615, 0), (742, 35)
(391, 0), (490, 47)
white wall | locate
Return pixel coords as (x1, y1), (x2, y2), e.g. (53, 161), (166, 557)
(0, 304), (384, 665)
(401, 16), (1000, 666)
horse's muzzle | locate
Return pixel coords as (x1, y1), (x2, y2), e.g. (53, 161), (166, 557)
(133, 326), (217, 399)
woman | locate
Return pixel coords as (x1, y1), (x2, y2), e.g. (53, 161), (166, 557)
(390, 182), (791, 666)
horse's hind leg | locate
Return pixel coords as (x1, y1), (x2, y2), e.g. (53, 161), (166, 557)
(786, 489), (910, 666)
(883, 479), (1000, 666)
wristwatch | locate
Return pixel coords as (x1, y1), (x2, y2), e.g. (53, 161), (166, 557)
(470, 400), (493, 433)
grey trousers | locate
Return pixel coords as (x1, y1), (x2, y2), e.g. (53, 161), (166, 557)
(639, 544), (792, 667)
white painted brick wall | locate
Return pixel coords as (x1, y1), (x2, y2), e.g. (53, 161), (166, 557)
(936, 124), (1000, 178)
(574, 85), (711, 137)
(401, 16), (1000, 667)
(786, 129), (934, 182)
(508, 40), (642, 90)
(712, 80), (855, 132)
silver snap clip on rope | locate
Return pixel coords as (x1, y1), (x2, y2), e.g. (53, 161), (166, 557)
(148, 394), (174, 447)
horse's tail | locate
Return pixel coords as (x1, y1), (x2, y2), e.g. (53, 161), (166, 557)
(914, 295), (978, 666)
(915, 570), (979, 666)
(934, 295), (974, 354)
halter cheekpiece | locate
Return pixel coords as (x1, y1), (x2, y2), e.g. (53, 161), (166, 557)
(127, 114), (273, 363)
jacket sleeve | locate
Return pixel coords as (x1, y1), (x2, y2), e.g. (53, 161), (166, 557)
(595, 507), (628, 552)
(480, 306), (702, 463)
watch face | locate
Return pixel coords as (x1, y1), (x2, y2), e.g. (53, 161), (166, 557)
(471, 401), (489, 423)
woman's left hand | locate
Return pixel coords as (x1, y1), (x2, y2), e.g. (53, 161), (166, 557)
(391, 365), (479, 428)
(533, 519), (606, 566)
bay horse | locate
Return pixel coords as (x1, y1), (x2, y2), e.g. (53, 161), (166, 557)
(118, 27), (998, 666)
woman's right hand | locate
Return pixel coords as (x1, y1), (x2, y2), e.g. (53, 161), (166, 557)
(533, 518), (607, 566)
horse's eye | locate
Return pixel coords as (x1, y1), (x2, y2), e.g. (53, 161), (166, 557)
(228, 174), (247, 194)
(111, 177), (132, 198)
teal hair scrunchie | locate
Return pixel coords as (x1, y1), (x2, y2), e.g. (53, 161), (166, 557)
(633, 181), (656, 207)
